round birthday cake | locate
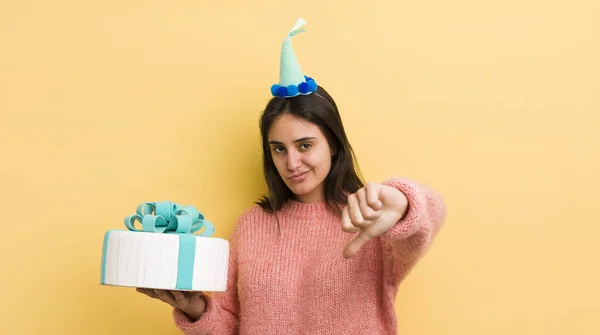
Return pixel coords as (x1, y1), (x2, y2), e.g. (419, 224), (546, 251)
(99, 201), (229, 292)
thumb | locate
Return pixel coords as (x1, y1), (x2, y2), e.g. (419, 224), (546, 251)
(343, 230), (372, 259)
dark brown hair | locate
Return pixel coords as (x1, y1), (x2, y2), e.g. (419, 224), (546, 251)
(255, 85), (364, 216)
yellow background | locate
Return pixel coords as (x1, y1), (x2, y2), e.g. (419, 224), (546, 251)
(1, 0), (598, 334)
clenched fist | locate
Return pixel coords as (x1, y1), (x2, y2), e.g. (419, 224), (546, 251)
(342, 182), (408, 259)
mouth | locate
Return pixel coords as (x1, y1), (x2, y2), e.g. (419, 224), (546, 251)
(289, 171), (309, 181)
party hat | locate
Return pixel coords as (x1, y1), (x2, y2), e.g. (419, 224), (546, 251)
(270, 18), (317, 98)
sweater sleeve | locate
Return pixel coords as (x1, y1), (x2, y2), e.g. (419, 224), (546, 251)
(380, 176), (448, 285)
(171, 221), (242, 334)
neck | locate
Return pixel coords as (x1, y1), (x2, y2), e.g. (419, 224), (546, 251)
(292, 184), (325, 203)
(293, 193), (325, 204)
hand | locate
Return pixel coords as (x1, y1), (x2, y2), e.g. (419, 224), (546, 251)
(341, 182), (408, 259)
(136, 288), (206, 321)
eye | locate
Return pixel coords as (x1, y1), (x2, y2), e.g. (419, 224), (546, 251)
(272, 145), (285, 153)
(299, 142), (312, 150)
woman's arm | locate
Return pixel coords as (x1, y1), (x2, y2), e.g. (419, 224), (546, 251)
(379, 177), (448, 285)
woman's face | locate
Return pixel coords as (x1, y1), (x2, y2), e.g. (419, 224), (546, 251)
(267, 113), (332, 203)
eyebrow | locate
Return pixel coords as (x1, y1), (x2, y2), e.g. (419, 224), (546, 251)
(268, 137), (317, 145)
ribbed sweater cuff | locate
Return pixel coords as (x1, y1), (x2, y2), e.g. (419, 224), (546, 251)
(381, 177), (426, 240)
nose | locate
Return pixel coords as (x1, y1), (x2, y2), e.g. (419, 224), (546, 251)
(286, 149), (302, 171)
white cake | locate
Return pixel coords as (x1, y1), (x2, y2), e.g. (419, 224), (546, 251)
(100, 201), (229, 292)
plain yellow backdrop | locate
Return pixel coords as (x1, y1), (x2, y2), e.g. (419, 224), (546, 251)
(1, 1), (598, 334)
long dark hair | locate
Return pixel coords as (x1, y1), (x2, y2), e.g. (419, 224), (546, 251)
(255, 85), (365, 217)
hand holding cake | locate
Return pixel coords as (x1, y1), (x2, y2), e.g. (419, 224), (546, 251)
(136, 288), (206, 321)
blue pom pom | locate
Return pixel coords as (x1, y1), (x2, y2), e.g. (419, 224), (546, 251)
(304, 75), (311, 81)
(298, 82), (309, 93)
(287, 85), (299, 97)
(271, 84), (281, 96)
(276, 86), (288, 97)
(307, 78), (317, 92)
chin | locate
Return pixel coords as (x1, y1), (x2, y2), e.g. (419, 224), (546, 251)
(286, 182), (317, 197)
(289, 185), (313, 196)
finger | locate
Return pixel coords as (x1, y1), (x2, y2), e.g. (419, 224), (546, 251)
(365, 182), (383, 210)
(348, 192), (369, 228)
(181, 290), (203, 301)
(341, 204), (360, 233)
(356, 186), (379, 221)
(343, 230), (373, 259)
(171, 291), (187, 307)
(136, 288), (159, 299)
(155, 289), (177, 307)
(187, 291), (203, 301)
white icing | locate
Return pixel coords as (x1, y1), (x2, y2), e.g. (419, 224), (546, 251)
(102, 231), (229, 292)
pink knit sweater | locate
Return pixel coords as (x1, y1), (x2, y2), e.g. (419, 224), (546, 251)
(172, 177), (447, 334)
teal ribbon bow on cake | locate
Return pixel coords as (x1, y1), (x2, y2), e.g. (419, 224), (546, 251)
(123, 201), (215, 290)
(124, 201), (215, 236)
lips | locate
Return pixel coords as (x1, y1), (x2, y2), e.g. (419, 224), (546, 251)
(289, 171), (309, 180)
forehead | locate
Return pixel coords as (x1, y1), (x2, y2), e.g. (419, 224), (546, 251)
(268, 114), (323, 140)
